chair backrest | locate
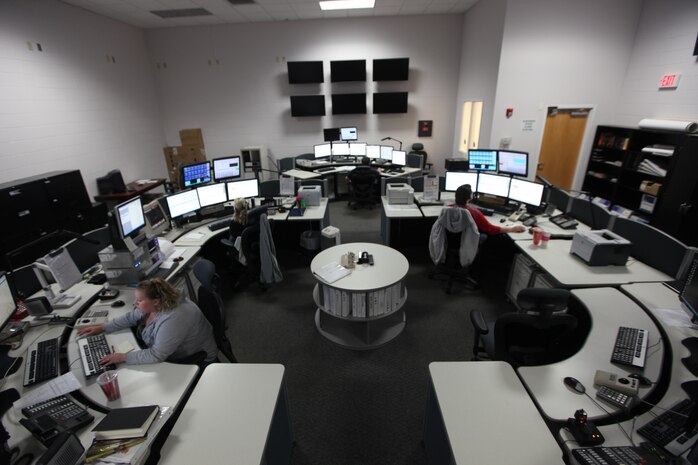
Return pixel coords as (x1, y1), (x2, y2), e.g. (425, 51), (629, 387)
(347, 169), (380, 199)
(410, 143), (427, 166)
(438, 176), (446, 192)
(611, 217), (695, 279)
(547, 188), (571, 213)
(278, 157), (295, 171)
(568, 197), (611, 227)
(381, 177), (410, 195)
(299, 179), (328, 197)
(259, 180), (280, 198)
(410, 176), (424, 192)
(406, 153), (423, 169)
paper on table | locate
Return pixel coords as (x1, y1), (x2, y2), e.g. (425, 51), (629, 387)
(386, 204), (418, 211)
(313, 262), (351, 284)
(183, 231), (205, 240)
(654, 307), (695, 328)
(13, 372), (82, 408)
(95, 406), (172, 464)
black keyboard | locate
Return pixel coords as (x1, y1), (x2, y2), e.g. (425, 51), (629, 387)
(572, 446), (665, 465)
(638, 399), (698, 455)
(611, 326), (648, 368)
(78, 334), (116, 377)
(317, 166), (335, 173)
(149, 266), (171, 279)
(24, 337), (59, 386)
(208, 219), (230, 231)
(20, 395), (94, 444)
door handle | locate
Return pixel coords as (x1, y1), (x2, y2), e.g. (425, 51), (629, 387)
(538, 163), (544, 169)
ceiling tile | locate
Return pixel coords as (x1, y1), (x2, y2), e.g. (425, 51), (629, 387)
(296, 10), (323, 19)
(372, 5), (401, 15)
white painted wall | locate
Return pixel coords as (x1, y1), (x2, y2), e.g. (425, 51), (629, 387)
(613, 0), (698, 126)
(452, 0), (507, 159)
(488, 0), (643, 187)
(0, 0), (165, 199)
(145, 15), (463, 172)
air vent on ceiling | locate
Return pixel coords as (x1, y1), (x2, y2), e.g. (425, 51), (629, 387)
(227, 0), (256, 4)
(151, 8), (213, 19)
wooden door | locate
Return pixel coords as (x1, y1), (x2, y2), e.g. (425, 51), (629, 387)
(536, 108), (590, 189)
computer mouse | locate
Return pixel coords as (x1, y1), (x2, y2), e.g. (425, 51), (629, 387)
(173, 256), (184, 262)
(111, 300), (125, 308)
(627, 373), (652, 387)
(278, 207), (286, 213)
(563, 376), (586, 394)
(499, 218), (506, 223)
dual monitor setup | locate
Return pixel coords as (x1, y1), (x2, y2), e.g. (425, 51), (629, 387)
(313, 127), (406, 166)
(181, 155), (241, 189)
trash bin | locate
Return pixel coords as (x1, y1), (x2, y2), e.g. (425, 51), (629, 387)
(300, 230), (321, 250)
(321, 226), (341, 249)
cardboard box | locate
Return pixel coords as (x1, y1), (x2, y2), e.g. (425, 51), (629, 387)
(639, 181), (661, 196)
(162, 145), (207, 186)
(179, 128), (204, 148)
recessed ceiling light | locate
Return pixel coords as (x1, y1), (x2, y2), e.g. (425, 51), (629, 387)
(319, 0), (375, 11)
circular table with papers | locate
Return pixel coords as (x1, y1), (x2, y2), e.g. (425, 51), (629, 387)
(310, 243), (409, 349)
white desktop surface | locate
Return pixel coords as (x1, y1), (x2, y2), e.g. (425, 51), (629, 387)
(283, 168), (322, 180)
(311, 243), (408, 292)
(380, 197), (423, 218)
(518, 287), (663, 422)
(159, 364), (285, 465)
(429, 361), (563, 465)
(516, 239), (671, 286)
(380, 166), (422, 178)
(287, 198), (328, 221)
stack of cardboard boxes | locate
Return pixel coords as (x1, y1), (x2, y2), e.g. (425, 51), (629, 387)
(163, 129), (207, 187)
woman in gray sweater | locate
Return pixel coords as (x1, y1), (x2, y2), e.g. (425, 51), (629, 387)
(77, 278), (218, 365)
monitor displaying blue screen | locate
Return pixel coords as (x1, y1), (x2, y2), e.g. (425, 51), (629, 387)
(477, 173), (511, 197)
(182, 162), (211, 188)
(498, 150), (528, 177)
(468, 149), (498, 171)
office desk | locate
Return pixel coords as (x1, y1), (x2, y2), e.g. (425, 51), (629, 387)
(424, 361), (563, 465)
(517, 287), (663, 422)
(287, 197), (330, 229)
(159, 364), (293, 465)
(380, 196), (423, 246)
(281, 168), (322, 180)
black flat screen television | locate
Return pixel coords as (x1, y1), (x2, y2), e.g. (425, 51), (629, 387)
(331, 60), (366, 82)
(373, 92), (408, 114)
(287, 61), (324, 84)
(332, 93), (366, 115)
(290, 95), (325, 117)
(373, 58), (409, 81)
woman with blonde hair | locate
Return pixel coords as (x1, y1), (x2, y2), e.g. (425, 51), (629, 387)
(78, 278), (218, 365)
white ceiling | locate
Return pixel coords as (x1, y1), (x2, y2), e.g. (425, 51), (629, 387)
(61, 0), (480, 29)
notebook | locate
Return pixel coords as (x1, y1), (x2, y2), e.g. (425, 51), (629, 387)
(92, 405), (159, 440)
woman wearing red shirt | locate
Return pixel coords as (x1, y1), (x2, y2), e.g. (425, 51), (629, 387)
(454, 184), (525, 235)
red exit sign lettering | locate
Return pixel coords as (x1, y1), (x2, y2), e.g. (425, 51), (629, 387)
(659, 74), (681, 89)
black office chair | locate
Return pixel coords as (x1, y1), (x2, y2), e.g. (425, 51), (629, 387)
(192, 258), (237, 363)
(470, 288), (578, 367)
(347, 168), (380, 209)
(220, 206), (267, 288)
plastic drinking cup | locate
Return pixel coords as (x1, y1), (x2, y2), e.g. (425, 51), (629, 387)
(541, 231), (551, 248)
(532, 227), (543, 246)
(97, 370), (121, 401)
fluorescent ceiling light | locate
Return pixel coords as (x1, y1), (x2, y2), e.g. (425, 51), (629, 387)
(319, 0), (375, 11)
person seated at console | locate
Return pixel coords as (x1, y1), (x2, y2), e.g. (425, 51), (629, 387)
(454, 184), (525, 235)
(352, 156), (378, 174)
(77, 278), (217, 365)
(229, 197), (249, 239)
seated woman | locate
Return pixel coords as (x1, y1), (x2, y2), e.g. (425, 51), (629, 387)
(77, 278), (218, 365)
(229, 197), (249, 240)
(454, 184), (526, 235)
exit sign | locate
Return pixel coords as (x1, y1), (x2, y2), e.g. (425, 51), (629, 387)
(659, 74), (681, 89)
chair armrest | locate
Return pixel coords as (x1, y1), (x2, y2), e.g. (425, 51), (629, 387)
(470, 310), (489, 334)
(220, 237), (235, 248)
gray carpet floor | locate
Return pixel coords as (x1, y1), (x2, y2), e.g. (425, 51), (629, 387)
(217, 201), (516, 465)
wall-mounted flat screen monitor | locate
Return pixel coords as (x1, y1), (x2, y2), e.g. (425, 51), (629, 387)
(680, 259), (698, 323)
(340, 127), (358, 141)
(373, 58), (409, 81)
(166, 190), (201, 218)
(290, 95), (325, 117)
(331, 142), (351, 157)
(391, 150), (406, 166)
(324, 128), (340, 142)
(331, 59), (366, 82)
(212, 156), (241, 182)
(366, 145), (380, 159)
(380, 145), (393, 161)
(508, 178), (544, 207)
(227, 178), (260, 200)
(477, 173), (511, 198)
(196, 183), (228, 208)
(182, 161), (211, 188)
(349, 142), (367, 157)
(115, 196), (145, 238)
(314, 143), (332, 158)
(445, 171), (479, 192)
(373, 92), (408, 114)
(332, 93), (366, 115)
(468, 149), (498, 171)
(498, 150), (529, 177)
(287, 61), (324, 84)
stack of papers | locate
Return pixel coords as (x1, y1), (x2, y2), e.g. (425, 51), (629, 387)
(641, 145), (674, 156)
(637, 159), (667, 177)
(313, 262), (351, 284)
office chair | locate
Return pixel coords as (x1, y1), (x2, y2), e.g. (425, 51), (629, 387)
(192, 258), (237, 363)
(410, 176), (424, 192)
(220, 206), (267, 287)
(568, 197), (612, 228)
(547, 187), (571, 212)
(347, 168), (380, 209)
(406, 153), (424, 170)
(470, 288), (578, 367)
(428, 207), (480, 294)
(408, 143), (432, 173)
(381, 177), (411, 196)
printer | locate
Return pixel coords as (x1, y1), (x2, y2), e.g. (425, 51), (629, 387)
(297, 185), (321, 206)
(570, 229), (632, 266)
(386, 183), (414, 205)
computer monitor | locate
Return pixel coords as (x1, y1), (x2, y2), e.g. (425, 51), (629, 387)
(680, 259), (698, 323)
(332, 142), (351, 157)
(212, 156), (241, 182)
(143, 200), (168, 236)
(445, 171), (479, 192)
(166, 189), (201, 218)
(181, 161), (211, 188)
(366, 145), (381, 159)
(498, 150), (529, 177)
(340, 127), (358, 141)
(508, 178), (545, 207)
(380, 146), (393, 161)
(227, 178), (260, 200)
(323, 127), (340, 142)
(477, 173), (511, 198)
(0, 273), (15, 333)
(391, 150), (406, 167)
(349, 142), (367, 157)
(468, 149), (498, 171)
(115, 196), (145, 238)
(314, 143), (332, 159)
(196, 183), (228, 208)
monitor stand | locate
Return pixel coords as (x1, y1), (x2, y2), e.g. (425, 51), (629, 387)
(0, 345), (21, 379)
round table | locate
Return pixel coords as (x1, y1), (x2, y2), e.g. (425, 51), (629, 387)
(310, 242), (409, 349)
